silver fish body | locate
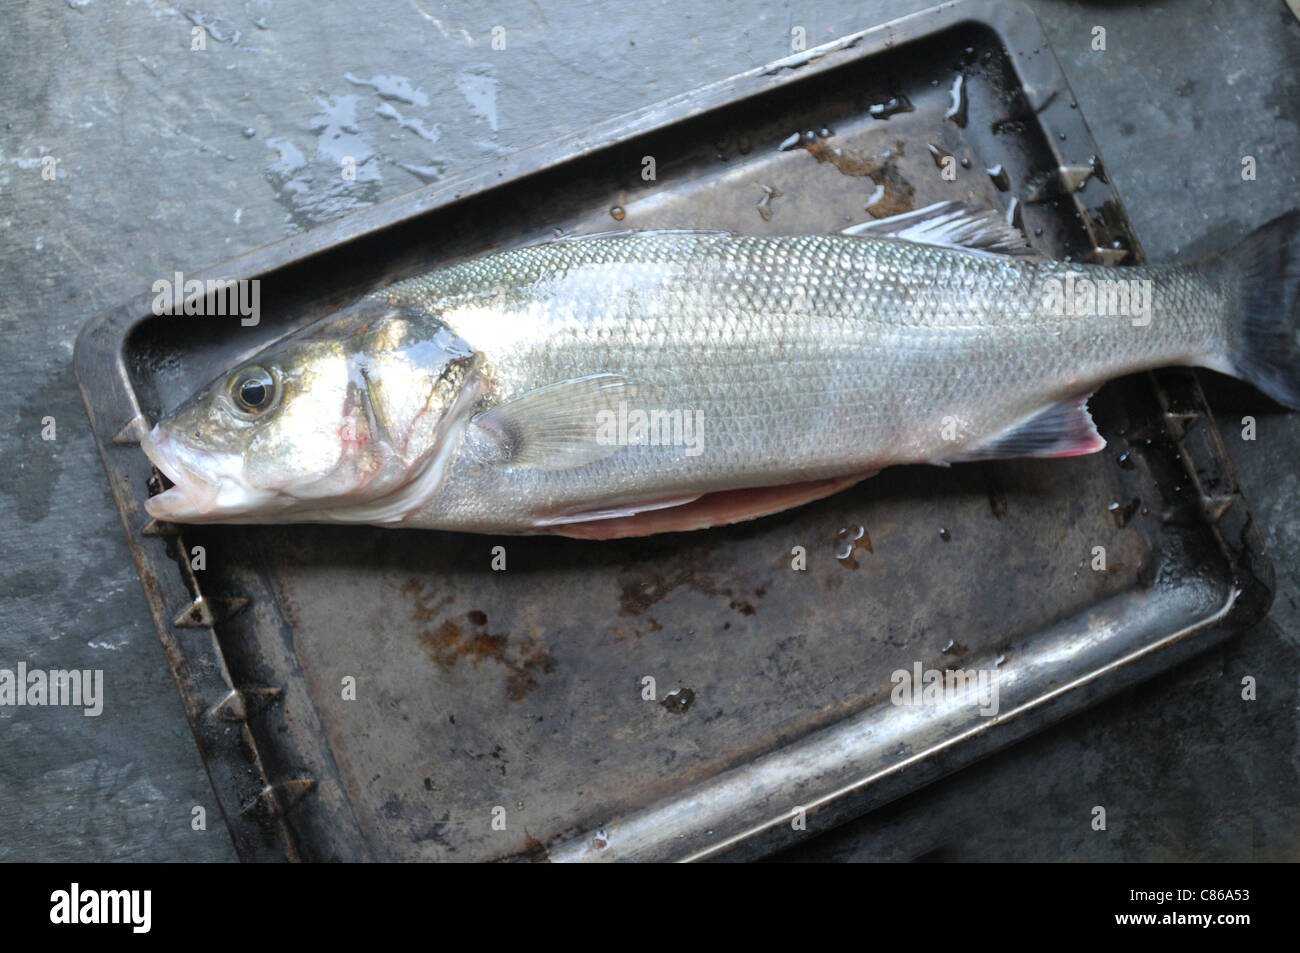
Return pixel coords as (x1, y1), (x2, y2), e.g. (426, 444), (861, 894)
(142, 203), (1300, 536)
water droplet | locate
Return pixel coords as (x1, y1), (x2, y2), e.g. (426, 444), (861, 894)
(610, 205), (625, 221)
(1107, 498), (1141, 528)
(869, 95), (913, 119)
(660, 687), (695, 714)
(756, 184), (782, 221)
(834, 524), (870, 565)
(944, 74), (968, 128)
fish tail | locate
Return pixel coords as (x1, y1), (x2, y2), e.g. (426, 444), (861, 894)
(1201, 210), (1300, 409)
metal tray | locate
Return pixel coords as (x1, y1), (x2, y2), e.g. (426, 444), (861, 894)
(75, 0), (1274, 862)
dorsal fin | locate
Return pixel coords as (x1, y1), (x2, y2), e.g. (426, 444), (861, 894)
(841, 201), (1046, 260)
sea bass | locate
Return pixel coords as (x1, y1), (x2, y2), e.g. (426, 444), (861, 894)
(142, 202), (1300, 539)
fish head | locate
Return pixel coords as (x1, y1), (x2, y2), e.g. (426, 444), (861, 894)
(143, 297), (481, 524)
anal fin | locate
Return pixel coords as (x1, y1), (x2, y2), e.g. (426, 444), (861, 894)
(950, 395), (1105, 463)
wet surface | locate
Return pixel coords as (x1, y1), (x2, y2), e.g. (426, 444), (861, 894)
(4, 0), (1298, 861)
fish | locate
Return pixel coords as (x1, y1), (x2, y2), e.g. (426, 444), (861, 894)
(142, 201), (1300, 539)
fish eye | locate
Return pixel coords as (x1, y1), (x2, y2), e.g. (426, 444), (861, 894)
(229, 365), (277, 416)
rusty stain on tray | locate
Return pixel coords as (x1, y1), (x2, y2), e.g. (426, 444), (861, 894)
(404, 579), (557, 701)
(788, 130), (916, 218)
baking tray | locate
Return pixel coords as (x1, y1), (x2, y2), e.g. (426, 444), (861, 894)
(75, 0), (1274, 862)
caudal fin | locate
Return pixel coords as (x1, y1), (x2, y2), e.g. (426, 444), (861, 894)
(1202, 211), (1300, 409)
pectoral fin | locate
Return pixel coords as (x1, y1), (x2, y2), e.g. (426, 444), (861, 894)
(469, 374), (656, 470)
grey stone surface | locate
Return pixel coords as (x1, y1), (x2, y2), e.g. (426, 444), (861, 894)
(0, 0), (1295, 861)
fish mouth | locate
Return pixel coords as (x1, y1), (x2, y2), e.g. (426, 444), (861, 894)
(142, 425), (237, 521)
